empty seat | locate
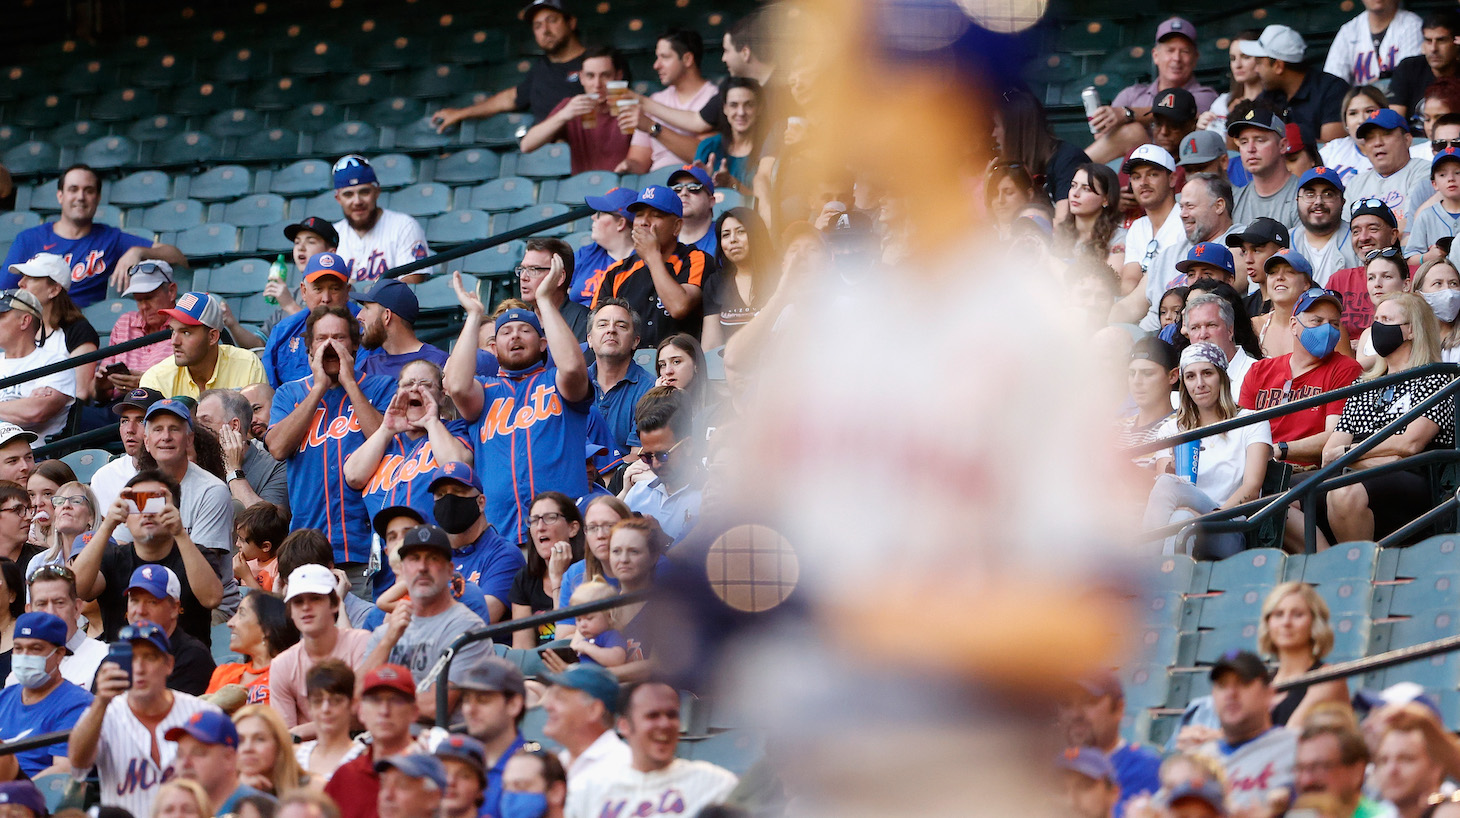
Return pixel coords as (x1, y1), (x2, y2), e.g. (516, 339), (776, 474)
(433, 149), (501, 184)
(298, 191), (344, 223)
(1395, 535), (1460, 579)
(283, 101), (341, 134)
(713, 189), (745, 217)
(176, 223), (240, 256)
(405, 64), (473, 99)
(328, 72), (385, 106)
(110, 171), (173, 206)
(12, 94), (74, 130)
(1206, 548), (1286, 592)
(0, 126), (25, 156)
(212, 47), (263, 82)
(440, 28), (510, 65)
(678, 731), (763, 776)
(206, 258), (271, 294)
(154, 131), (218, 166)
(1194, 623), (1260, 664)
(79, 135), (138, 170)
(50, 120), (103, 149)
(269, 160), (332, 196)
(387, 183), (450, 217)
(1197, 584), (1268, 630)
(474, 113), (533, 147)
(255, 220), (295, 253)
(1327, 612), (1372, 662)
(169, 81), (230, 117)
(463, 240), (525, 275)
(553, 171), (619, 203)
(141, 199), (205, 233)
(127, 114), (185, 143)
(364, 36), (429, 70)
(4, 141), (60, 175)
(469, 176), (535, 212)
(129, 53), (193, 88)
(315, 121), (381, 155)
(60, 448), (112, 483)
(89, 88), (156, 121)
(82, 298), (131, 330)
(248, 77), (314, 112)
(188, 165), (251, 202)
(611, 16), (660, 51)
(60, 59), (111, 95)
(393, 119), (455, 151)
(563, 231), (593, 250)
(1301, 540), (1379, 586)
(364, 96), (428, 128)
(234, 128), (301, 161)
(94, 203), (124, 227)
(506, 204), (572, 236)
(0, 212), (40, 243)
(515, 144), (573, 178)
(204, 108), (266, 139)
(371, 154), (416, 189)
(223, 194), (288, 228)
(286, 42), (354, 76)
(426, 209), (491, 244)
(1387, 576), (1460, 617)
(413, 272), (477, 311)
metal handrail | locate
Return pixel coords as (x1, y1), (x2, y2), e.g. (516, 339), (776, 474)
(383, 205), (593, 281)
(0, 329), (169, 392)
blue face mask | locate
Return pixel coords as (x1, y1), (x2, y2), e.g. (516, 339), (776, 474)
(500, 792), (549, 818)
(1299, 321), (1340, 359)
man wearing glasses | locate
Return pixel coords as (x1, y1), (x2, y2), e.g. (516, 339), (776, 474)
(1292, 168), (1359, 286)
(0, 288), (73, 444)
(517, 239), (591, 343)
(620, 391), (701, 543)
(1328, 199), (1404, 340)
(668, 165), (717, 255)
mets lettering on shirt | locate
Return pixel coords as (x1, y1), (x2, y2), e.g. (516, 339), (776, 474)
(68, 249), (108, 283)
(355, 251), (389, 282)
(479, 385), (563, 440)
(597, 790), (688, 818)
(367, 441), (441, 494)
(118, 758), (173, 798)
(301, 406), (364, 450)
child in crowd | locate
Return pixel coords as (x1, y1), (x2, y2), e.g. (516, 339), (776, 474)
(234, 502), (289, 593)
(1405, 144), (1460, 263)
(569, 581), (628, 668)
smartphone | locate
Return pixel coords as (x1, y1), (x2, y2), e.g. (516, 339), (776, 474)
(125, 495), (164, 514)
(104, 642), (132, 686)
(540, 646), (579, 665)
(104, 363), (129, 375)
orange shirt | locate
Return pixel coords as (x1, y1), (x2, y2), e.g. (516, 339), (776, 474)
(206, 661), (271, 705)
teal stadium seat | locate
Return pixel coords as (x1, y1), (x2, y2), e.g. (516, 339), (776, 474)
(286, 42), (354, 76)
(563, 231), (593, 250)
(506, 204), (572, 236)
(82, 299), (130, 340)
(88, 87), (154, 121)
(405, 64), (473, 99)
(1195, 622), (1260, 665)
(169, 81), (230, 117)
(633, 348), (655, 377)
(475, 113), (534, 147)
(1387, 575), (1460, 617)
(188, 165), (251, 202)
(463, 240), (525, 275)
(60, 59), (111, 95)
(155, 131), (219, 166)
(315, 121), (381, 155)
(1327, 611), (1371, 662)
(248, 77), (315, 112)
(364, 96), (429, 128)
(0, 126), (25, 156)
(5, 141), (61, 175)
(714, 189), (745, 217)
(60, 448), (113, 482)
(432, 149), (502, 184)
(141, 199), (205, 233)
(109, 171), (172, 207)
(553, 171), (620, 204)
(129, 52), (193, 89)
(1197, 584), (1268, 631)
(50, 120), (103, 149)
(236, 128), (302, 162)
(127, 114), (185, 144)
(388, 183), (451, 218)
(1121, 663), (1172, 714)
(283, 101), (342, 134)
(1056, 20), (1123, 55)
(426, 210), (492, 244)
(516, 144), (573, 179)
(329, 72), (385, 106)
(470, 177), (536, 211)
(1387, 610), (1457, 649)
(223, 194), (288, 228)
(611, 16), (660, 52)
(414, 273), (477, 311)
(79, 136), (138, 170)
(270, 160), (332, 196)
(371, 154), (417, 189)
(212, 622), (241, 663)
(207, 258), (271, 295)
(299, 191), (344, 223)
(441, 28), (511, 65)
(1302, 541), (1380, 585)
(95, 203), (123, 227)
(679, 731), (764, 776)
(213, 47), (264, 83)
(1206, 548), (1286, 592)
(0, 212), (41, 243)
(204, 108), (267, 139)
(176, 223), (239, 256)
(32, 772), (73, 813)
(1395, 535), (1460, 579)
(393, 119), (455, 151)
(363, 36), (430, 70)
(255, 220), (295, 253)
(12, 94), (74, 130)
(27, 181), (59, 213)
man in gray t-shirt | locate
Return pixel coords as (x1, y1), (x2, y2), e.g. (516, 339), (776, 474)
(1230, 109), (1300, 227)
(361, 524), (494, 716)
(1345, 108), (1432, 240)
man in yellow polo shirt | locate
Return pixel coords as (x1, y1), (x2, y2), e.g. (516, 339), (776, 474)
(140, 292), (264, 399)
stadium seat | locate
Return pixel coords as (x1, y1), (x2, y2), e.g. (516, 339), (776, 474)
(393, 119), (456, 151)
(515, 144), (573, 179)
(316, 121), (382, 155)
(1327, 612), (1371, 663)
(286, 42), (355, 76)
(127, 114), (185, 144)
(27, 182), (60, 213)
(1197, 584), (1267, 631)
(176, 223), (240, 256)
(248, 77), (315, 112)
(1134, 621), (1182, 668)
(12, 94), (74, 130)
(50, 120), (102, 149)
(328, 72), (385, 106)
(79, 135), (138, 170)
(364, 36), (429, 70)
(474, 113), (534, 147)
(204, 108), (266, 139)
(154, 131), (219, 166)
(678, 731), (764, 775)
(298, 191), (344, 223)
(60, 59), (111, 95)
(563, 231), (593, 250)
(4, 141), (61, 175)
(60, 448), (113, 483)
(1383, 651), (1460, 693)
(89, 88), (156, 121)
(1301, 540), (1379, 586)
(442, 28), (511, 65)
(387, 183), (451, 218)
(128, 52), (192, 89)
(235, 128), (303, 162)
(212, 47), (264, 82)
(187, 165), (251, 202)
(714, 189), (745, 217)
(283, 101), (342, 134)
(0, 126), (25, 156)
(212, 622), (241, 663)
(108, 170), (172, 207)
(141, 199), (205, 233)
(1395, 535), (1460, 579)
(0, 212), (40, 243)
(95, 203), (123, 227)
(432, 149), (502, 184)
(611, 17), (661, 52)
(371, 153), (417, 189)
(469, 177), (536, 212)
(426, 210), (491, 244)
(553, 171), (619, 204)
(505, 204), (572, 236)
(169, 81), (230, 117)
(364, 96), (429, 128)
(1121, 663), (1172, 714)
(1317, 579), (1372, 616)
(223, 194), (288, 228)
(1387, 610), (1458, 649)
(82, 298), (131, 333)
(1205, 548), (1285, 592)
(633, 348), (656, 378)
(463, 241), (525, 275)
(414, 272), (477, 311)
(1386, 576), (1460, 617)
(255, 220), (295, 253)
(206, 258), (271, 295)
(269, 160), (332, 196)
(32, 772), (72, 814)
(1194, 623), (1260, 665)
(405, 64), (473, 99)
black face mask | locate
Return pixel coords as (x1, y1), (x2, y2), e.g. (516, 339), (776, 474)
(433, 494), (480, 535)
(1371, 320), (1407, 358)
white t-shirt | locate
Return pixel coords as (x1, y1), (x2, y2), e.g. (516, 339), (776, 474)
(1123, 208), (1187, 272)
(81, 691), (220, 817)
(334, 208), (431, 285)
(565, 758), (738, 818)
(1156, 408), (1271, 501)
(560, 728), (631, 782)
(1319, 138), (1372, 185)
(1292, 223), (1359, 287)
(0, 339), (76, 442)
(1324, 9), (1424, 86)
(1204, 93), (1232, 135)
(89, 455), (138, 543)
(1227, 348), (1256, 410)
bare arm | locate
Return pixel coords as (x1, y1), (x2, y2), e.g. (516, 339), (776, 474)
(520, 97), (589, 154)
(343, 397), (405, 490)
(636, 94), (714, 134)
(69, 342), (98, 403)
(74, 498), (128, 600)
(1118, 261), (1144, 296)
(1109, 278), (1151, 325)
(538, 257), (590, 403)
(700, 314), (726, 351)
(1319, 121), (1347, 143)
(1218, 441), (1273, 510)
(421, 413), (471, 465)
(510, 604), (538, 650)
(612, 143), (652, 175)
(266, 380), (328, 460)
(0, 389), (70, 428)
(444, 272), (488, 422)
(360, 605), (410, 675)
(431, 88), (518, 133)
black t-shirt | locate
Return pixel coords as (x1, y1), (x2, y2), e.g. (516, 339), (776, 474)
(98, 541), (213, 648)
(167, 626), (215, 696)
(1389, 56), (1436, 120)
(593, 243), (718, 348)
(1044, 140), (1091, 205)
(700, 268), (762, 342)
(53, 318), (100, 353)
(515, 55), (585, 123)
(1262, 70), (1347, 142)
(508, 565), (557, 645)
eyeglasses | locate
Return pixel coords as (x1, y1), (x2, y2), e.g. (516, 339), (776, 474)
(1351, 196), (1387, 215)
(669, 182), (704, 193)
(528, 512), (565, 527)
(0, 504), (33, 518)
(585, 522), (616, 533)
(514, 265), (551, 277)
(641, 437), (686, 465)
(50, 495), (90, 508)
(1365, 246), (1403, 262)
(397, 379), (437, 391)
(1297, 188), (1342, 202)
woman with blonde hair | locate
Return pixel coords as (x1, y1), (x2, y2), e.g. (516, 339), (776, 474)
(234, 704), (311, 796)
(1322, 293), (1454, 545)
(25, 480), (96, 580)
(554, 495), (631, 639)
(1414, 257), (1460, 362)
(1258, 582), (1348, 727)
(151, 779), (212, 818)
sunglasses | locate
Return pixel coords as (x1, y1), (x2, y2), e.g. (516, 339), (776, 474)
(640, 437), (686, 465)
(1351, 196), (1387, 215)
(1364, 246), (1403, 263)
(669, 182), (704, 194)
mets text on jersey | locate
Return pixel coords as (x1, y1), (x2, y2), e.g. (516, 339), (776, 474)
(118, 758), (173, 798)
(478, 386), (563, 441)
(365, 442), (441, 494)
(596, 789), (690, 818)
(300, 406), (363, 451)
(68, 250), (108, 283)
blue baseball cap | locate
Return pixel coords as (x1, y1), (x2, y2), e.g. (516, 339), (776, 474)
(434, 734), (487, 783)
(1294, 286), (1343, 315)
(375, 753), (448, 791)
(1264, 247), (1315, 281)
(0, 781), (45, 816)
(120, 620), (171, 654)
(159, 291), (223, 330)
(144, 398), (192, 429)
(668, 164), (715, 197)
(584, 187), (637, 220)
(1435, 146), (1460, 173)
(333, 154), (378, 189)
(1056, 747), (1116, 782)
(352, 278), (420, 324)
(1174, 242), (1235, 277)
(127, 564), (181, 601)
(165, 709), (239, 748)
(1356, 108), (1409, 139)
(1297, 166), (1345, 193)
(304, 251), (351, 282)
(494, 307), (543, 336)
(628, 185), (683, 218)
(14, 611), (67, 649)
(544, 664), (621, 715)
(428, 461), (482, 493)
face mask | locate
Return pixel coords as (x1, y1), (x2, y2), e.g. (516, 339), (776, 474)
(433, 494), (480, 535)
(1371, 320), (1407, 358)
(499, 792), (549, 818)
(1298, 321), (1341, 359)
(12, 651), (53, 689)
(1424, 289), (1460, 323)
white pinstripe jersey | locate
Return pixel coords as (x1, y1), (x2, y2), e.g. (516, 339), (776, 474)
(564, 758), (738, 818)
(76, 691), (220, 817)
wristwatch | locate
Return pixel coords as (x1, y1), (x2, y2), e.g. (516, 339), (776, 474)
(1276, 442), (1289, 460)
(1123, 106), (1135, 122)
(228, 469), (245, 482)
(650, 122), (662, 137)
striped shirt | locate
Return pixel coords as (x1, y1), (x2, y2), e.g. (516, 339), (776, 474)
(99, 310), (173, 375)
(592, 243), (715, 348)
(81, 691), (220, 817)
(1324, 9), (1424, 85)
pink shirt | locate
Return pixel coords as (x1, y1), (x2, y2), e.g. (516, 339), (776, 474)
(268, 627), (372, 727)
(100, 310), (172, 375)
(631, 81), (720, 171)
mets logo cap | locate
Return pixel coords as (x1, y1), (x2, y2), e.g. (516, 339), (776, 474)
(304, 251), (350, 283)
(127, 564), (181, 601)
(628, 185), (684, 218)
(164, 710), (239, 748)
(428, 461), (482, 494)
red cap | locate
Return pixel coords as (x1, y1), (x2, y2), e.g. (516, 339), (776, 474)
(361, 663), (416, 699)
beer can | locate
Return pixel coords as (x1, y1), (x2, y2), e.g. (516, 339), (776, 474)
(1082, 86), (1101, 134)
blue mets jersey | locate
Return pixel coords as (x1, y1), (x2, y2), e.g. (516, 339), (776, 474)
(454, 525), (526, 607)
(1, 223), (153, 307)
(361, 420), (472, 524)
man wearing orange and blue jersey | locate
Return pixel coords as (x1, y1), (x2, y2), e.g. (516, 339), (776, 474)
(267, 303), (396, 598)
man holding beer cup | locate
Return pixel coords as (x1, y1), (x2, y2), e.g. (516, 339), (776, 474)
(521, 46), (638, 174)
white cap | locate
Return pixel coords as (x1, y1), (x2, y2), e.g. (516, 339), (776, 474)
(284, 564), (337, 602)
(9, 253), (71, 291)
(122, 260), (174, 296)
(0, 422), (37, 448)
(1122, 143), (1177, 174)
(1239, 25), (1306, 64)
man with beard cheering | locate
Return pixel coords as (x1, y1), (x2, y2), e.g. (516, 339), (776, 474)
(1291, 168), (1358, 285)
